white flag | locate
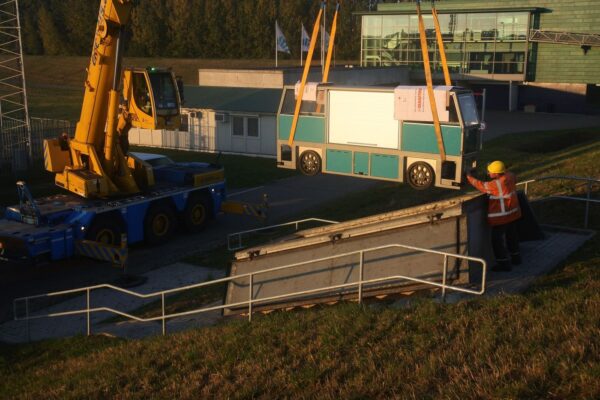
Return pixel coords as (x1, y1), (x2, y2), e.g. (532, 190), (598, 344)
(276, 21), (291, 54)
(301, 24), (310, 52)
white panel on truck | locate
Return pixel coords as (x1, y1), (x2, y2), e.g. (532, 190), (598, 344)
(394, 86), (451, 122)
(328, 90), (399, 149)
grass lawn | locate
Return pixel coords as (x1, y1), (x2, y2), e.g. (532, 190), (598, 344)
(0, 233), (598, 399)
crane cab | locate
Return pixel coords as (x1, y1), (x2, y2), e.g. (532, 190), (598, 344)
(123, 67), (182, 131)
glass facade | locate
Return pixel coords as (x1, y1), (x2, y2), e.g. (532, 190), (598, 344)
(361, 11), (529, 76)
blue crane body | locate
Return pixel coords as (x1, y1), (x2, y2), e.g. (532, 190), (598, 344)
(0, 153), (228, 263)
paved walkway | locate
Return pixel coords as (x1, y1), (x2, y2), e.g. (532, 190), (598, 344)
(0, 263), (225, 343)
(1, 226), (593, 343)
(0, 173), (379, 323)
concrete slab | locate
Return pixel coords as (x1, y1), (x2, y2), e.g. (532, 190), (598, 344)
(483, 228), (594, 296)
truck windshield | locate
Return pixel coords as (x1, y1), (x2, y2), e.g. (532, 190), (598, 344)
(458, 93), (480, 126)
(149, 73), (179, 116)
(280, 88), (325, 116)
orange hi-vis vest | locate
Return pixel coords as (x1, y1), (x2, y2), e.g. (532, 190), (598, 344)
(467, 172), (522, 226)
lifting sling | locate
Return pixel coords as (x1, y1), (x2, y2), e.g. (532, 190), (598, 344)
(287, 2), (325, 147)
(416, 0), (447, 161)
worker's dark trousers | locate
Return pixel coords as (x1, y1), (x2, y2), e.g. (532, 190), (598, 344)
(491, 221), (520, 267)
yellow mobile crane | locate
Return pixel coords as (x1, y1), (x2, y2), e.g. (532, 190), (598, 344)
(0, 0), (265, 264)
(44, 0), (182, 198)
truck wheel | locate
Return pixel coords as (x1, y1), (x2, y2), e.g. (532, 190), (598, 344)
(144, 204), (177, 245)
(86, 218), (123, 246)
(407, 162), (435, 190)
(182, 193), (212, 233)
(298, 150), (321, 176)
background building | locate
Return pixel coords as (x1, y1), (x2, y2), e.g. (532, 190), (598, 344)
(358, 0), (600, 113)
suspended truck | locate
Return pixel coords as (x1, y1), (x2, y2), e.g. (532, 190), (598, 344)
(0, 0), (263, 264)
(277, 84), (482, 190)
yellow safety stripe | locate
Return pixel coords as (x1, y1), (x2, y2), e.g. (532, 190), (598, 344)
(287, 6), (324, 147)
(488, 208), (520, 218)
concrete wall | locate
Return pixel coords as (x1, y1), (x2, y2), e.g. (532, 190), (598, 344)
(199, 66), (410, 89)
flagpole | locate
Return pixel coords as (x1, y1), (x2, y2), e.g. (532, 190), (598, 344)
(275, 21), (278, 68)
(300, 25), (303, 67)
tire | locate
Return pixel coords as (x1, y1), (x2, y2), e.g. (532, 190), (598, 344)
(86, 217), (123, 246)
(407, 161), (435, 190)
(182, 193), (212, 233)
(298, 150), (321, 176)
(144, 204), (177, 245)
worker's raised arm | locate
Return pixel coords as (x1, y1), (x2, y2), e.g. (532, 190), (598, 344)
(466, 173), (492, 195)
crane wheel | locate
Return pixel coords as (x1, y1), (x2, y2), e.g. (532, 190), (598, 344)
(144, 204), (177, 245)
(86, 217), (123, 246)
(182, 193), (212, 233)
(298, 150), (321, 176)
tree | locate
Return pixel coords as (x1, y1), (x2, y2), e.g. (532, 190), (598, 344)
(59, 0), (97, 55)
(129, 0), (167, 56)
(37, 4), (66, 56)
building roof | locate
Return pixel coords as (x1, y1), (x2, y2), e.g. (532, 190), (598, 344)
(183, 86), (282, 114)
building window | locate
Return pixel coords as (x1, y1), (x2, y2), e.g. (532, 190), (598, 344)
(232, 115), (260, 138)
(232, 116), (244, 136)
(179, 113), (189, 132)
(361, 11), (529, 76)
(247, 117), (259, 137)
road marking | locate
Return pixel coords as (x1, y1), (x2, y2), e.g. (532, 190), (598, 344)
(229, 186), (264, 198)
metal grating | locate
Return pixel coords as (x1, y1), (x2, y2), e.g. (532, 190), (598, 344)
(529, 29), (600, 46)
(0, 0), (31, 170)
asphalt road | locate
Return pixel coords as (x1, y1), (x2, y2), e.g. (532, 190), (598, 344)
(0, 174), (379, 322)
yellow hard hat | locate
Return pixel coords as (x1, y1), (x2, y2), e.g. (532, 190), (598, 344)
(487, 160), (506, 174)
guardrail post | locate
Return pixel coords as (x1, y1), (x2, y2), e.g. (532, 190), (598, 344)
(248, 274), (254, 322)
(161, 293), (166, 335)
(524, 181), (529, 195)
(441, 255), (448, 302)
(358, 251), (364, 305)
(86, 288), (91, 336)
(584, 181), (592, 229)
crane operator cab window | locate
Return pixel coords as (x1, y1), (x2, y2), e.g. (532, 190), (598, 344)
(148, 72), (180, 117)
(133, 72), (153, 116)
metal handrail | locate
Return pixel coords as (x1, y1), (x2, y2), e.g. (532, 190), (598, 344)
(517, 176), (599, 229)
(13, 242), (486, 339)
(227, 218), (338, 251)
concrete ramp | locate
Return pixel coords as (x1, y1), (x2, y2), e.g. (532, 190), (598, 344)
(224, 193), (496, 315)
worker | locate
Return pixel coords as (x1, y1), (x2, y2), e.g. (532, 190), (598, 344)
(466, 161), (522, 272)
(58, 132), (70, 151)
